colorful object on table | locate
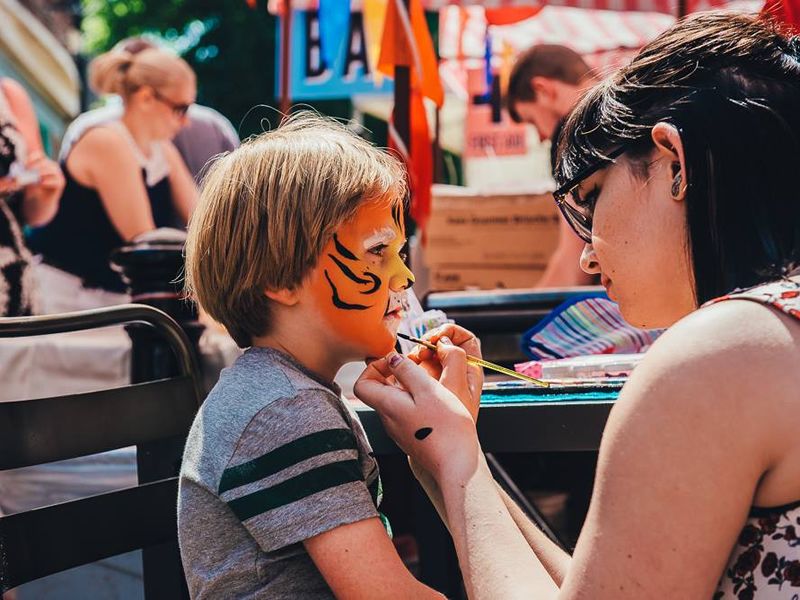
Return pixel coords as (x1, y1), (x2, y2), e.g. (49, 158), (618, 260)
(515, 353), (643, 381)
(481, 380), (621, 405)
(520, 292), (663, 361)
(397, 332), (550, 387)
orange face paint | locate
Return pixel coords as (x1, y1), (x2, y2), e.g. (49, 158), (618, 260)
(310, 200), (415, 357)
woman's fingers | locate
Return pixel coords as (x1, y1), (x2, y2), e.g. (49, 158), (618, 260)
(426, 324), (482, 359)
(383, 353), (437, 399)
(354, 360), (411, 417)
(437, 339), (468, 393)
(437, 340), (480, 420)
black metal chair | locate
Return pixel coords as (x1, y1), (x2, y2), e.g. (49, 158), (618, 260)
(0, 304), (203, 599)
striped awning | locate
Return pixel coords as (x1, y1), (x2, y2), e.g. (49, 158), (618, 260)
(269, 0), (757, 15)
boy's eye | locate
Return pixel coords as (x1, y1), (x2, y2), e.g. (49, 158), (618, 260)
(367, 244), (387, 257)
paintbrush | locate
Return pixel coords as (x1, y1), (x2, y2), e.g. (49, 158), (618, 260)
(396, 332), (550, 387)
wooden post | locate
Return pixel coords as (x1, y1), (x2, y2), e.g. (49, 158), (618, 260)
(394, 65), (411, 151)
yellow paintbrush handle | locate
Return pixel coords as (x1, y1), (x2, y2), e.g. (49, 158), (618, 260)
(466, 356), (550, 387)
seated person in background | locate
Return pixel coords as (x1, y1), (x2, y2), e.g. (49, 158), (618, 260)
(0, 77), (64, 316)
(507, 44), (599, 288)
(179, 112), (447, 599)
(59, 37), (240, 183)
(28, 47), (198, 309)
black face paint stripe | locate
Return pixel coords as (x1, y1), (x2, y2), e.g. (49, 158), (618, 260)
(415, 427), (433, 440)
(333, 234), (358, 260)
(329, 253), (371, 285)
(405, 278), (414, 289)
(392, 204), (402, 228)
(328, 254), (382, 294)
(325, 270), (371, 310)
(359, 271), (381, 294)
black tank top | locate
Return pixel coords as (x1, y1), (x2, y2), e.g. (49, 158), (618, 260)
(28, 163), (174, 293)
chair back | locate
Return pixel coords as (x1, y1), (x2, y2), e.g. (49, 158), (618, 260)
(0, 304), (202, 599)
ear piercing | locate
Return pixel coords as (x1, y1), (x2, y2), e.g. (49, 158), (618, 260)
(671, 173), (683, 197)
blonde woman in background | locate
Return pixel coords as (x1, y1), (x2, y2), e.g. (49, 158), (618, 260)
(28, 47), (198, 311)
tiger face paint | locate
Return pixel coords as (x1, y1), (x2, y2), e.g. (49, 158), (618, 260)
(310, 200), (414, 357)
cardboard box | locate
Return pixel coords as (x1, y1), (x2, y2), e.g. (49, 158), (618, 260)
(422, 185), (560, 290)
(428, 265), (546, 291)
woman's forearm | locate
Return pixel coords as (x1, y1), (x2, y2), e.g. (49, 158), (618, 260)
(409, 459), (449, 527)
(438, 453), (559, 600)
(497, 485), (571, 586)
(413, 456), (571, 589)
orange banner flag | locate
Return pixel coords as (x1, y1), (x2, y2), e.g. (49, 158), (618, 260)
(378, 0), (443, 107)
(379, 0), (441, 234)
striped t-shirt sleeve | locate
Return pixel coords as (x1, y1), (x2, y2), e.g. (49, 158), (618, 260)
(218, 390), (379, 552)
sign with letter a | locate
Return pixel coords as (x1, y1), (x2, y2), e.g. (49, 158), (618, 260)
(277, 10), (393, 100)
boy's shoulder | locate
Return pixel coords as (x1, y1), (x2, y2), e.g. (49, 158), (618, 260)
(201, 346), (342, 426)
(182, 347), (358, 490)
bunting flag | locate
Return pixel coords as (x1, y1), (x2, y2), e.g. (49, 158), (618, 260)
(378, 0), (443, 105)
(378, 0), (443, 234)
(319, 0), (351, 70)
(363, 0), (388, 83)
(485, 6), (542, 25)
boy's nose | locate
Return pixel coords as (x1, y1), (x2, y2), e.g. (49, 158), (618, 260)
(579, 244), (601, 275)
(389, 259), (415, 291)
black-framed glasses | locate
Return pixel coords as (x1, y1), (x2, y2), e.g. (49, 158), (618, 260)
(153, 90), (192, 117)
(552, 145), (626, 243)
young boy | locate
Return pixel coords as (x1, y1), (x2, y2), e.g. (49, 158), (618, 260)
(179, 113), (445, 599)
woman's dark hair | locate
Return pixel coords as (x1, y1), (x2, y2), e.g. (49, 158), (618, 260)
(555, 12), (800, 305)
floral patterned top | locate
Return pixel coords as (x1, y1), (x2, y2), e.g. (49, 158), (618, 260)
(705, 276), (800, 600)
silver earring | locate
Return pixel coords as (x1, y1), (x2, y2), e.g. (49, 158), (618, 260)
(671, 173), (682, 197)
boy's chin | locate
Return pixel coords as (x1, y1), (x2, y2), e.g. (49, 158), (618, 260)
(357, 334), (397, 362)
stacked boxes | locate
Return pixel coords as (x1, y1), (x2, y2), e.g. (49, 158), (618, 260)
(423, 184), (560, 291)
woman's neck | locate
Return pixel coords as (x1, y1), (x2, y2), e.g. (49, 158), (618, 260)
(120, 111), (155, 158)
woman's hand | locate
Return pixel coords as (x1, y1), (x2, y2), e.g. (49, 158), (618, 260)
(0, 175), (21, 195)
(354, 347), (481, 481)
(23, 153), (64, 226)
(407, 325), (484, 422)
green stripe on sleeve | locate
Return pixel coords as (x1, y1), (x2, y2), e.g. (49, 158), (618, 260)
(226, 458), (364, 521)
(219, 428), (357, 494)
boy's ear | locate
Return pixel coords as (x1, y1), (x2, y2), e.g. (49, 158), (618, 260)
(265, 287), (300, 306)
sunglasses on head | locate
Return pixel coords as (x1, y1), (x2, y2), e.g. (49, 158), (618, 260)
(552, 145), (627, 243)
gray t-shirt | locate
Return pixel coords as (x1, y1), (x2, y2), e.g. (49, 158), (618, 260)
(178, 347), (383, 599)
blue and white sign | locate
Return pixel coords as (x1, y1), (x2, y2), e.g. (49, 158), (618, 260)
(276, 10), (393, 100)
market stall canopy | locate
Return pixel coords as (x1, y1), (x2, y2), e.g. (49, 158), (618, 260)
(0, 0), (80, 119)
(270, 0), (743, 15)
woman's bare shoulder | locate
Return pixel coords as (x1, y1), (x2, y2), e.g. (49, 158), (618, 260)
(643, 297), (799, 393)
(610, 296), (800, 454)
(70, 126), (138, 167)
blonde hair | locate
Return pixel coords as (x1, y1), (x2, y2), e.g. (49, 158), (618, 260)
(184, 112), (407, 348)
(88, 48), (195, 98)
